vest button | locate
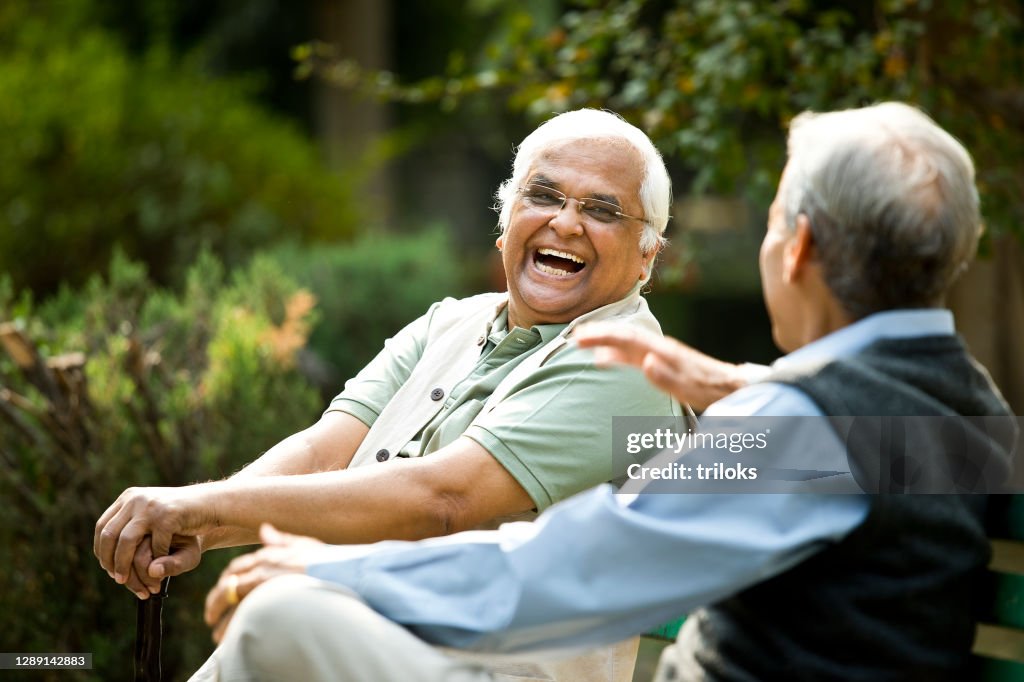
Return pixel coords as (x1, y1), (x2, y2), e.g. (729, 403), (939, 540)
(375, 449), (389, 462)
(430, 387), (444, 401)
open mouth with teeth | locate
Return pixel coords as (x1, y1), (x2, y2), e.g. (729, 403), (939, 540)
(534, 247), (585, 277)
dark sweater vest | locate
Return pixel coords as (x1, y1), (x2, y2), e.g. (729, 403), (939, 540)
(674, 335), (1015, 681)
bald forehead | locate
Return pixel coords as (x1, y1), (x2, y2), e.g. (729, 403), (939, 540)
(537, 137), (644, 170)
(531, 138), (645, 205)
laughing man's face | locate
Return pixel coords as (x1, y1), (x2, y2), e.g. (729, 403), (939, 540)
(499, 138), (651, 330)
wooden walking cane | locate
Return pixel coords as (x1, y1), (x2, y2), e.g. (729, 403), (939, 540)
(134, 577), (170, 682)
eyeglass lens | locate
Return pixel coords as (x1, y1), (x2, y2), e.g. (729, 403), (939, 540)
(520, 184), (625, 224)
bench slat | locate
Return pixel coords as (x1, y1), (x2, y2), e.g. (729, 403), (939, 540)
(644, 617), (685, 642)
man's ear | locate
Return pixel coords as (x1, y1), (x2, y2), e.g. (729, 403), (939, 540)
(495, 236), (504, 251)
(641, 243), (661, 278)
(783, 214), (816, 283)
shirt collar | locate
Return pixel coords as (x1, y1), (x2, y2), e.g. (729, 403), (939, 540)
(488, 307), (567, 345)
(773, 308), (955, 371)
(560, 282), (645, 337)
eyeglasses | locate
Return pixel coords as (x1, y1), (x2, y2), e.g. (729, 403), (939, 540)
(518, 183), (648, 226)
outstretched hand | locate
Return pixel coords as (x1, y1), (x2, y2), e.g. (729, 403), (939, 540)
(204, 524), (324, 643)
(574, 322), (749, 411)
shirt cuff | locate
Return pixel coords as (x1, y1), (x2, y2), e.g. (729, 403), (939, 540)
(323, 398), (379, 428)
(737, 362), (772, 385)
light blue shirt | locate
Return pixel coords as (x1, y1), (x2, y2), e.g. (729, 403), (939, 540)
(307, 309), (956, 655)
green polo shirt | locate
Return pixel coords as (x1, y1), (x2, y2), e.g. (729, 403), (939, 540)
(327, 303), (679, 510)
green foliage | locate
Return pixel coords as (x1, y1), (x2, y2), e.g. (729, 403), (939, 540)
(0, 0), (359, 295)
(301, 0), (1024, 238)
(0, 228), (470, 678)
(268, 226), (471, 390)
(0, 252), (322, 680)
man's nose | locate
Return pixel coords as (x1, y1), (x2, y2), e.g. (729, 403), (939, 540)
(547, 199), (585, 237)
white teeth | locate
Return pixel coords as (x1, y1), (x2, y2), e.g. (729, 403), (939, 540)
(538, 248), (584, 264)
(536, 261), (574, 277)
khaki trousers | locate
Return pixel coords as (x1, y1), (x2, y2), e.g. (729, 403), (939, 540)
(188, 574), (643, 682)
(188, 575), (494, 682)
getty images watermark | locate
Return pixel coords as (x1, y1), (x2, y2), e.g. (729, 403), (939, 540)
(612, 416), (1022, 494)
(624, 427), (768, 482)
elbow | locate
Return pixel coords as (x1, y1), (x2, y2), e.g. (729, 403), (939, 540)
(424, 489), (475, 537)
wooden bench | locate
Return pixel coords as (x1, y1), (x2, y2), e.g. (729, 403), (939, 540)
(975, 495), (1024, 680)
(644, 495), (1024, 680)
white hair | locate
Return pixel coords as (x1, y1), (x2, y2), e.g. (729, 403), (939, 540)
(781, 102), (981, 318)
(494, 109), (671, 255)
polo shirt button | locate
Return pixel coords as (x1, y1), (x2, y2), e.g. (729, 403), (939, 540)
(430, 387), (444, 401)
(375, 449), (389, 462)
(476, 335), (485, 346)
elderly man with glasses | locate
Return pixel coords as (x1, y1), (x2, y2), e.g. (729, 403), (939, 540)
(95, 109), (726, 682)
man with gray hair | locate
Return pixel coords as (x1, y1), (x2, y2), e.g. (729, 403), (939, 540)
(198, 102), (1015, 681)
(95, 108), (691, 682)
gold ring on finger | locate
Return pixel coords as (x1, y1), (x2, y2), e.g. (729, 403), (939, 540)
(225, 574), (240, 607)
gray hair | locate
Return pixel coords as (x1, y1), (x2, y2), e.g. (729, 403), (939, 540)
(781, 102), (982, 319)
(494, 109), (671, 255)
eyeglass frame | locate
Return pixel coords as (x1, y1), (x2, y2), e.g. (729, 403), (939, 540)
(516, 183), (650, 226)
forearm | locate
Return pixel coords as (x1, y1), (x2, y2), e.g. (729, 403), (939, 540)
(200, 411), (371, 551)
(197, 525), (259, 552)
(200, 461), (456, 546)
(205, 435), (533, 546)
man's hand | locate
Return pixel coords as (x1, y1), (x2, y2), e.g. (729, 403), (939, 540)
(119, 534), (201, 600)
(574, 323), (749, 411)
(94, 485), (216, 598)
(204, 524), (323, 643)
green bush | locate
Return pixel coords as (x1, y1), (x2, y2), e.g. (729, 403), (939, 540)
(0, 228), (474, 679)
(0, 0), (359, 295)
(0, 252), (323, 680)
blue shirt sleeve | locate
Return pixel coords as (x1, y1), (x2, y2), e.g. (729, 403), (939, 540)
(307, 382), (871, 655)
